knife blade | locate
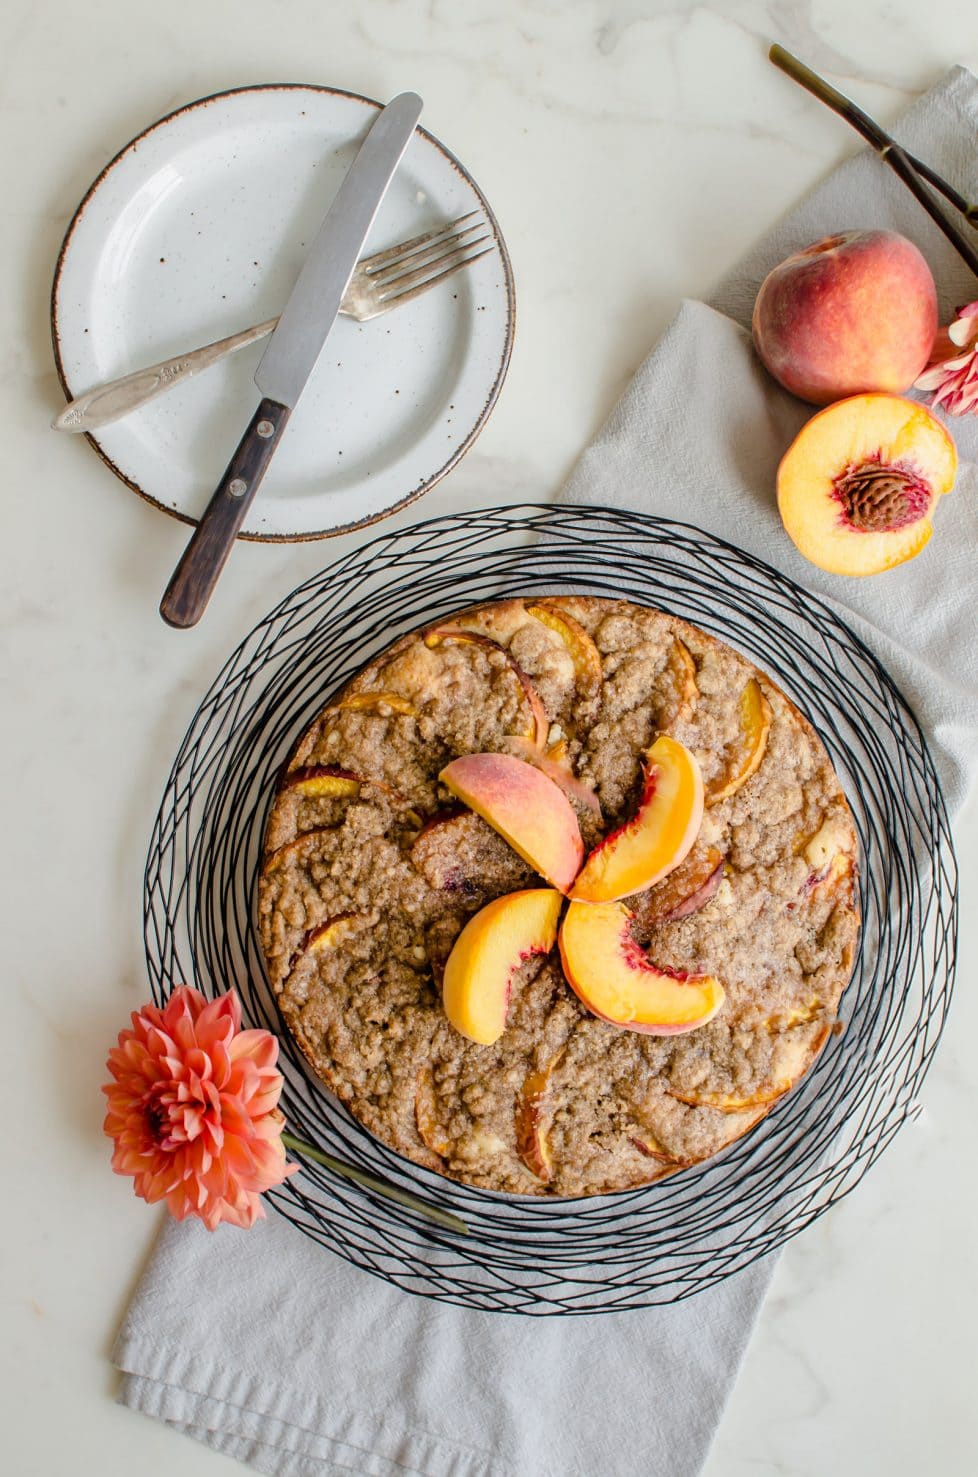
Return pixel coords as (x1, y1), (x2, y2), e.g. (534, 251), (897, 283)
(160, 91), (423, 629)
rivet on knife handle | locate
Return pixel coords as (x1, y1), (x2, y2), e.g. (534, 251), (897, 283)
(159, 397), (290, 628)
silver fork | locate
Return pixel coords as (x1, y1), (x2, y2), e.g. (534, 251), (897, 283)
(53, 213), (492, 433)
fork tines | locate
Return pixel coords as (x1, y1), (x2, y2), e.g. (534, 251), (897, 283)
(365, 213), (493, 309)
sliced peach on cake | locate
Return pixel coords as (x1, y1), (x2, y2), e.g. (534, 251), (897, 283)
(332, 691), (418, 718)
(440, 753), (584, 894)
(526, 600), (603, 698)
(442, 889), (563, 1045)
(641, 846), (725, 925)
(570, 735), (703, 903)
(559, 899), (724, 1035)
(777, 393), (956, 575)
(282, 766), (363, 800)
(705, 680), (772, 804)
(799, 815), (856, 892)
(515, 1049), (565, 1182)
(657, 638), (699, 729)
(285, 912), (366, 976)
(415, 1068), (452, 1158)
(424, 626), (550, 748)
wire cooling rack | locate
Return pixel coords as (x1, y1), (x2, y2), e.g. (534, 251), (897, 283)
(144, 504), (957, 1314)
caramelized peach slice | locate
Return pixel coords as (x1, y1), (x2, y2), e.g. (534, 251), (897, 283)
(527, 601), (603, 698)
(332, 691), (418, 718)
(440, 753), (584, 894)
(281, 766), (412, 812)
(515, 1050), (565, 1182)
(641, 846), (725, 925)
(629, 1129), (690, 1166)
(559, 900), (725, 1035)
(658, 638), (698, 729)
(442, 889), (563, 1045)
(777, 394), (956, 575)
(424, 626), (550, 748)
(286, 913), (366, 974)
(415, 1068), (452, 1158)
(705, 680), (772, 804)
(669, 1022), (831, 1111)
(263, 827), (336, 869)
(282, 766), (362, 800)
(570, 735), (703, 903)
(799, 815), (856, 891)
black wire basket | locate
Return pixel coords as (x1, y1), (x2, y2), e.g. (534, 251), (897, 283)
(144, 504), (957, 1314)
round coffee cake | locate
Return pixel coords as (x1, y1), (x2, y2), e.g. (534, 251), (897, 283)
(257, 597), (859, 1197)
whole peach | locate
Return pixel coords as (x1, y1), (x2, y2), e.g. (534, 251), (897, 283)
(752, 230), (937, 405)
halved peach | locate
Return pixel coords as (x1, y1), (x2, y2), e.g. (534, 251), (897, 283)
(777, 393), (957, 575)
(559, 899), (725, 1034)
(641, 846), (725, 925)
(440, 753), (584, 894)
(442, 889), (563, 1045)
(570, 735), (703, 903)
(658, 638), (698, 729)
(669, 1022), (830, 1111)
(515, 1050), (565, 1182)
(527, 601), (603, 698)
(415, 1068), (452, 1158)
(424, 626), (550, 748)
(705, 680), (772, 804)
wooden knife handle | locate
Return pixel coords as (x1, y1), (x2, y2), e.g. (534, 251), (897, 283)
(160, 397), (291, 629)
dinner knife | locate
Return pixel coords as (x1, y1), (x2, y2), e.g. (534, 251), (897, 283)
(159, 91), (423, 628)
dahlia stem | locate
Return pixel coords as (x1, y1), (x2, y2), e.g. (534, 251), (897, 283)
(280, 1132), (469, 1236)
(769, 44), (978, 277)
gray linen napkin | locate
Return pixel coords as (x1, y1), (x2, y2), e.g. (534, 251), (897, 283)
(114, 68), (978, 1477)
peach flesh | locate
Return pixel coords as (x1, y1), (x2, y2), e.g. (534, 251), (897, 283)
(559, 900), (725, 1035)
(776, 394), (956, 576)
(441, 889), (562, 1045)
(570, 734), (703, 903)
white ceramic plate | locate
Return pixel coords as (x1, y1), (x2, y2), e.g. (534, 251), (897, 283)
(52, 85), (515, 540)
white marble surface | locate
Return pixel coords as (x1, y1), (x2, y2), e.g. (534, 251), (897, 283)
(4, 2), (978, 1473)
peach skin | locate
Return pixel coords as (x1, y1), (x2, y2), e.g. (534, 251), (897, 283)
(442, 888), (563, 1045)
(559, 899), (725, 1034)
(440, 752), (584, 893)
(752, 230), (937, 405)
(570, 734), (703, 902)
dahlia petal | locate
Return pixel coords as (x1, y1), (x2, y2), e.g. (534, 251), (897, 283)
(231, 1030), (279, 1071)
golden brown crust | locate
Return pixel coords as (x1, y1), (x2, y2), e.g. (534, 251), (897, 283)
(257, 596), (860, 1197)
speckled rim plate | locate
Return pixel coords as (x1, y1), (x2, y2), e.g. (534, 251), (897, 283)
(51, 84), (515, 541)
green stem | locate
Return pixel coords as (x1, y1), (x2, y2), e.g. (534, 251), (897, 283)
(281, 1131), (468, 1236)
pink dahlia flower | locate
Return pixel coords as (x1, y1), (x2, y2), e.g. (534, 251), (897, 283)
(103, 985), (295, 1230)
(914, 300), (978, 416)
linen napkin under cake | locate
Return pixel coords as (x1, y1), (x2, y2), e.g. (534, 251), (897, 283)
(113, 68), (978, 1477)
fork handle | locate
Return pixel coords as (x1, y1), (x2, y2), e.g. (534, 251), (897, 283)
(52, 318), (280, 434)
(159, 397), (290, 629)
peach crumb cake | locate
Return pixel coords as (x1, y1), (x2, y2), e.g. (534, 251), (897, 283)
(257, 596), (860, 1197)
